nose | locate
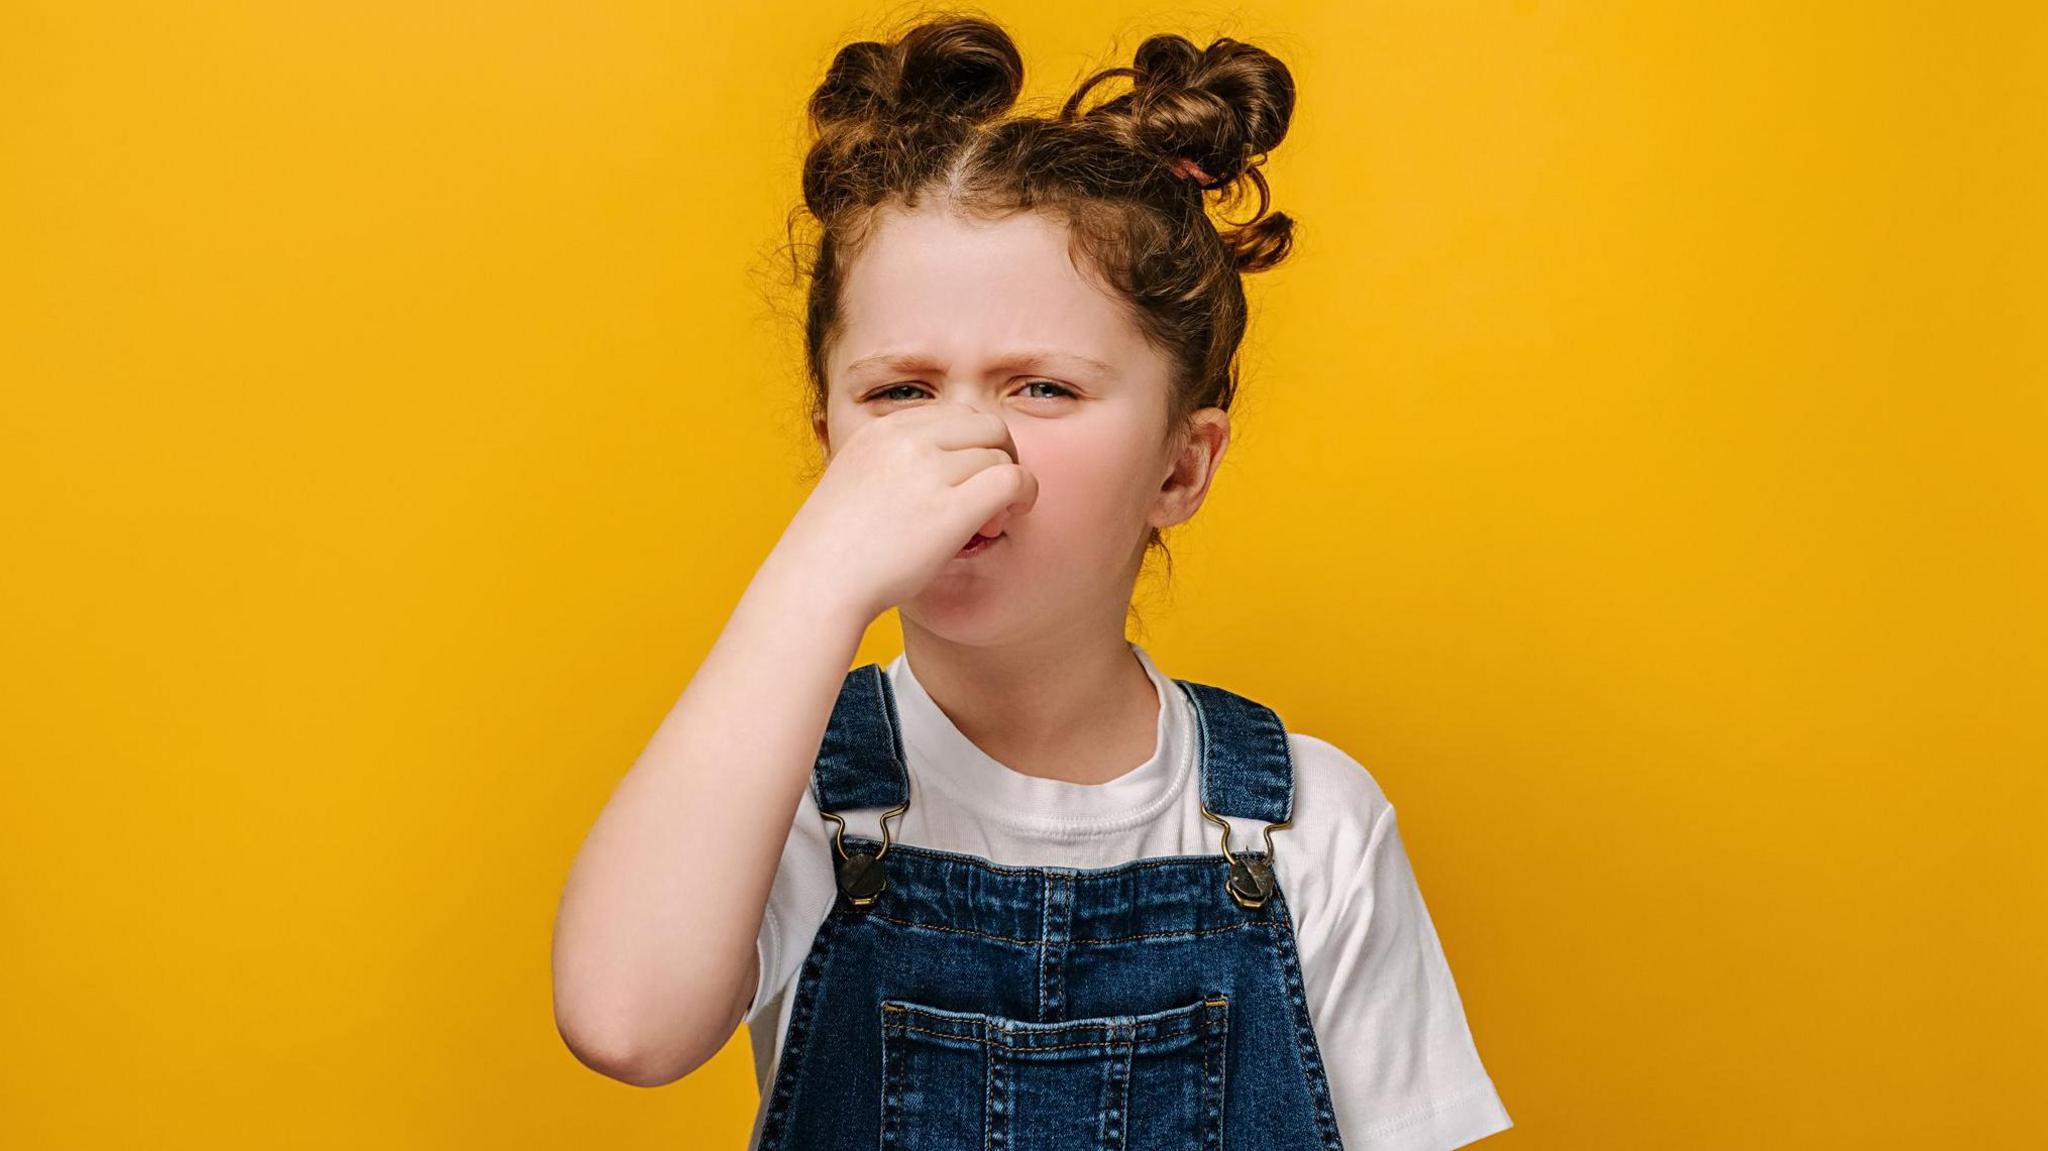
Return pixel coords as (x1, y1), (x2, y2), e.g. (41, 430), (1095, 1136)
(937, 395), (998, 418)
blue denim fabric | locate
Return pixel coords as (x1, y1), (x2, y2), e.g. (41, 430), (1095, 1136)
(754, 663), (1347, 1150)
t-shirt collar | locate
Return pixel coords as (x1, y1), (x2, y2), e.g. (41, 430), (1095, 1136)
(887, 640), (1192, 836)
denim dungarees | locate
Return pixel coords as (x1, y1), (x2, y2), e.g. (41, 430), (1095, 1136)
(753, 662), (1348, 1150)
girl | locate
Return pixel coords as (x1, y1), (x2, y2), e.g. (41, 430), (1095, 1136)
(553, 15), (1512, 1151)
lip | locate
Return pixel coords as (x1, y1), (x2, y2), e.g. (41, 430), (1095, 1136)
(955, 532), (1005, 558)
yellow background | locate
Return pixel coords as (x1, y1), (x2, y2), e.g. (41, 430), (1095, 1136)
(4, 1), (2041, 1146)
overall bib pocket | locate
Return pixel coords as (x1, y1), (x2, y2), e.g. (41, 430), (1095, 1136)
(879, 993), (1229, 1151)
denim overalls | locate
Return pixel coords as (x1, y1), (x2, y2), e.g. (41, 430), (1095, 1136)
(753, 661), (1348, 1150)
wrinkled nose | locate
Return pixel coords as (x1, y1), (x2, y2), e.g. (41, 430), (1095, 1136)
(939, 395), (998, 418)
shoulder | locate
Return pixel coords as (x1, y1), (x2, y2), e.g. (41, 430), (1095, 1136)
(1171, 670), (1398, 856)
(1260, 730), (1404, 954)
(1285, 730), (1393, 809)
(1282, 730), (1397, 854)
(1173, 675), (1394, 828)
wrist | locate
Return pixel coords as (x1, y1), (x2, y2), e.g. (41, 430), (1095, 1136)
(749, 542), (876, 640)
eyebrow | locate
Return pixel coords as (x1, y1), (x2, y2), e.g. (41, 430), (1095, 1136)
(841, 349), (1120, 381)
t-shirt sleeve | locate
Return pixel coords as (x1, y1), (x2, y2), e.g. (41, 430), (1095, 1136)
(741, 781), (838, 1026)
(1307, 803), (1513, 1150)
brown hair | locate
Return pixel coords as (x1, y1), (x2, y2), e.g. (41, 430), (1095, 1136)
(784, 11), (1297, 593)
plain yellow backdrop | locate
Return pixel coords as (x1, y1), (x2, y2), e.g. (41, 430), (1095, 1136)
(3, 1), (2042, 1147)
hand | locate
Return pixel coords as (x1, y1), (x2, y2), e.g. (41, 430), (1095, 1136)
(772, 400), (1039, 625)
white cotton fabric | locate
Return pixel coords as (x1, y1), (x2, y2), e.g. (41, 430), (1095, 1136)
(742, 641), (1513, 1151)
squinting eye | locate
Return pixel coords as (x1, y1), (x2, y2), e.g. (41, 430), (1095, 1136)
(866, 381), (1074, 402)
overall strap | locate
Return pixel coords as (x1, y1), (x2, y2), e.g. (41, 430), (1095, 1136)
(1176, 679), (1296, 825)
(810, 662), (911, 814)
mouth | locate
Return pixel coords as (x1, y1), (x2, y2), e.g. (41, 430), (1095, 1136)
(955, 531), (1004, 558)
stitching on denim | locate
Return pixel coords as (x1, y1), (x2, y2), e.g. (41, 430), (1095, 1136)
(878, 1004), (898, 1149)
(864, 910), (1254, 946)
(1215, 995), (1230, 1150)
(882, 1000), (1223, 1042)
(1279, 704), (1296, 820)
(1182, 681), (1214, 814)
(838, 836), (1261, 878)
(754, 909), (842, 1149)
(882, 1022), (1202, 1053)
(982, 1021), (997, 1151)
(1036, 874), (1050, 1020)
(1048, 872), (1071, 1018)
(872, 664), (910, 800)
(1201, 1008), (1214, 1148)
(882, 1002), (1205, 1031)
(1203, 995), (1228, 1151)
(1101, 1032), (1130, 1150)
(1182, 679), (1296, 825)
(1257, 908), (1346, 1150)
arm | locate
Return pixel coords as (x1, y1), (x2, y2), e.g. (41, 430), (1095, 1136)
(551, 400), (1032, 1087)
(550, 546), (869, 1086)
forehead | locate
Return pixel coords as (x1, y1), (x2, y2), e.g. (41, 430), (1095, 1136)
(830, 202), (1155, 380)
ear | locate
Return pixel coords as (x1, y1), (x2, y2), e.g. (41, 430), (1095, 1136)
(811, 411), (831, 455)
(1151, 408), (1230, 530)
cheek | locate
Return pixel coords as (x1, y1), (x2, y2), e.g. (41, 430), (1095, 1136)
(1014, 428), (1155, 539)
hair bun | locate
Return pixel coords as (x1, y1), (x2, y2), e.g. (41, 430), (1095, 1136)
(809, 17), (1023, 133)
(1126, 33), (1294, 190)
(1055, 32), (1296, 270)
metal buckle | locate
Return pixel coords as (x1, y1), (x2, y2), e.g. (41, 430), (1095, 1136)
(1201, 802), (1290, 909)
(820, 800), (908, 908)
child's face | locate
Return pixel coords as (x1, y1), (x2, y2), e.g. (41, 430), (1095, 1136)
(817, 199), (1218, 644)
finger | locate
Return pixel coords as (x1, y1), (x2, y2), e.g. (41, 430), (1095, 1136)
(907, 403), (1017, 460)
(954, 462), (1034, 533)
(934, 445), (1016, 487)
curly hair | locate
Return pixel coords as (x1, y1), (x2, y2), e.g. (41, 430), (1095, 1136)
(782, 11), (1297, 593)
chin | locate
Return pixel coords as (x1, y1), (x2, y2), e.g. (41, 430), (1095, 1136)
(902, 572), (1061, 647)
(900, 591), (1014, 645)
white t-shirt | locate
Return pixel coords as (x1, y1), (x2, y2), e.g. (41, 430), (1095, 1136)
(743, 641), (1513, 1151)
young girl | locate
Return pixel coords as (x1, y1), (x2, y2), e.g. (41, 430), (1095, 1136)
(553, 15), (1512, 1150)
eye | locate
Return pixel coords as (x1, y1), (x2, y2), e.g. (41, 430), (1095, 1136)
(862, 380), (1077, 403)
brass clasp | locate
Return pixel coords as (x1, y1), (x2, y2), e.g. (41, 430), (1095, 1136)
(820, 800), (908, 908)
(1201, 802), (1290, 909)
